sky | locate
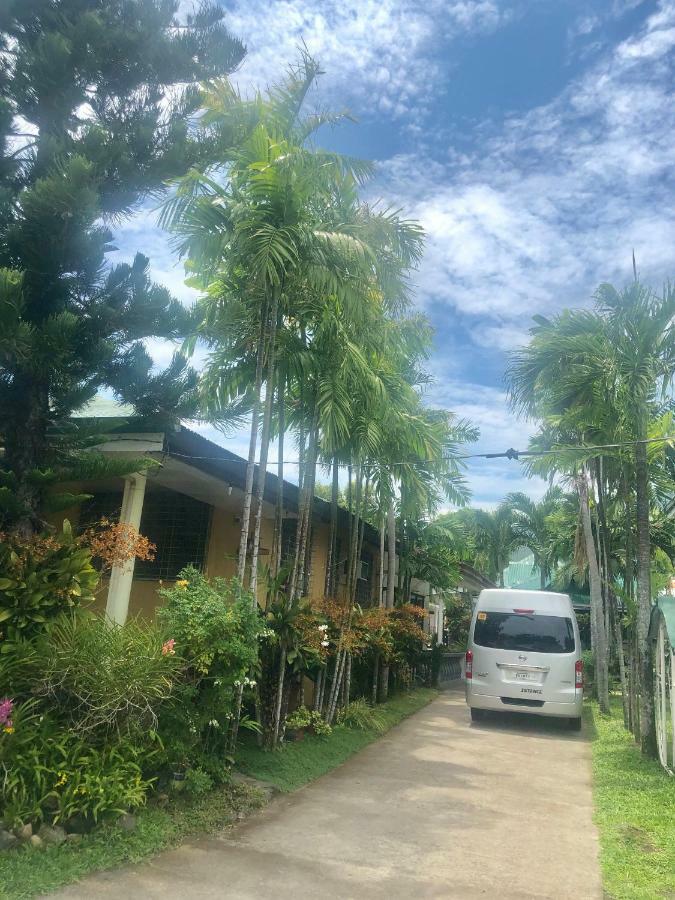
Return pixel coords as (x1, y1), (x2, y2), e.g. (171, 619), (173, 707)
(114, 0), (675, 509)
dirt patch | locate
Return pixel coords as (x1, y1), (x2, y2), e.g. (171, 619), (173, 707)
(618, 824), (659, 854)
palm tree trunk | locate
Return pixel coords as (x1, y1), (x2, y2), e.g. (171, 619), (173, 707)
(372, 652), (380, 704)
(272, 644), (287, 748)
(236, 297), (269, 584)
(272, 367), (285, 583)
(249, 289), (280, 598)
(386, 500), (396, 608)
(344, 652), (352, 707)
(327, 647), (347, 724)
(611, 590), (629, 728)
(378, 513), (385, 606)
(578, 470), (610, 714)
(313, 669), (323, 712)
(380, 497), (396, 704)
(635, 423), (656, 756)
(302, 438), (319, 596)
(325, 458), (339, 596)
(292, 419), (318, 600)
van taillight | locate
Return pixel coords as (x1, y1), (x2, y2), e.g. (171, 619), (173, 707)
(466, 649), (473, 679)
(575, 659), (583, 690)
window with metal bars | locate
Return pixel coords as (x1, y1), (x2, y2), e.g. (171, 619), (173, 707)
(355, 551), (373, 605)
(280, 518), (297, 570)
(81, 488), (212, 580)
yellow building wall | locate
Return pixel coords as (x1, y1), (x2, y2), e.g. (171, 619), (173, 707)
(45, 483), (369, 619)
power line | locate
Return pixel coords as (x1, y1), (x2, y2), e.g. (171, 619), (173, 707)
(166, 434), (675, 468)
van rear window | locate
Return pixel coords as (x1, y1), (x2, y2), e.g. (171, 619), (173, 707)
(473, 612), (575, 653)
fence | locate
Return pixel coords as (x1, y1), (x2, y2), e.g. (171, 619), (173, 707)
(438, 651), (465, 684)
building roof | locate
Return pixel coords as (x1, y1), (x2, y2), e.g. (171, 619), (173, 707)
(167, 426), (381, 547)
(72, 399), (382, 548)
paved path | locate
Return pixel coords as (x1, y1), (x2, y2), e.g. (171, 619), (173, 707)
(53, 687), (602, 899)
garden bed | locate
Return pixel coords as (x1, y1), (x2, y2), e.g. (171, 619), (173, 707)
(0, 688), (437, 897)
(0, 781), (266, 900)
(237, 687), (439, 792)
(588, 700), (675, 900)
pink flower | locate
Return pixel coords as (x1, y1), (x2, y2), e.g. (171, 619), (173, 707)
(0, 698), (13, 733)
(0, 698), (13, 726)
(162, 639), (176, 656)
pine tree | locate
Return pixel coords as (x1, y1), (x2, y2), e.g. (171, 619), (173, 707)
(0, 1), (245, 531)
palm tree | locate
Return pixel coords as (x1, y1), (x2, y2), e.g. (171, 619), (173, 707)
(505, 487), (565, 589)
(596, 282), (675, 753)
(162, 55), (381, 597)
(506, 285), (675, 740)
(445, 505), (516, 587)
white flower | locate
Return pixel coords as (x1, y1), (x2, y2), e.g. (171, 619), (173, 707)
(318, 624), (329, 632)
(213, 679), (222, 686)
(208, 719), (220, 728)
(321, 639), (330, 647)
(234, 679), (241, 687)
(249, 680), (257, 688)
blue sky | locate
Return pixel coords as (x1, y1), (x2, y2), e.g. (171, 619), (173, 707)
(114, 0), (675, 508)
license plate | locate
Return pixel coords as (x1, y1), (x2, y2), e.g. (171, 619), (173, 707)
(514, 671), (537, 681)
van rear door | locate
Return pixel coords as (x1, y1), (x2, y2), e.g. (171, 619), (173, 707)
(470, 610), (577, 705)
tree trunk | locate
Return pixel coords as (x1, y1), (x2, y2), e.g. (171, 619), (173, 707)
(5, 374), (50, 535)
(301, 437), (319, 597)
(378, 514), (385, 607)
(380, 498), (396, 704)
(593, 463), (614, 685)
(290, 418), (318, 601)
(325, 458), (339, 596)
(313, 669), (323, 713)
(327, 648), (347, 724)
(272, 644), (287, 748)
(386, 500), (396, 608)
(372, 652), (380, 704)
(228, 682), (244, 753)
(271, 367), (285, 584)
(578, 470), (610, 714)
(249, 289), (280, 599)
(635, 423), (656, 756)
(611, 591), (630, 728)
(237, 296), (269, 584)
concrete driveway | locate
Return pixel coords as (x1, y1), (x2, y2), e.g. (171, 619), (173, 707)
(53, 686), (602, 899)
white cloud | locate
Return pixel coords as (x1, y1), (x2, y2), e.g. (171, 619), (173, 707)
(223, 0), (511, 122)
(378, 0), (675, 346)
(111, 0), (675, 509)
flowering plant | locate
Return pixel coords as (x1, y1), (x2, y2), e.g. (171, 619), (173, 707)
(0, 697), (13, 734)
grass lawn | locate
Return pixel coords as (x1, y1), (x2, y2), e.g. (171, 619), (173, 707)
(588, 700), (675, 900)
(0, 782), (266, 900)
(236, 687), (438, 792)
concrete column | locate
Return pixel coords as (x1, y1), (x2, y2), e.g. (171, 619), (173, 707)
(105, 472), (147, 626)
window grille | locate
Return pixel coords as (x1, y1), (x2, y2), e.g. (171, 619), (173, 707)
(82, 489), (212, 580)
(281, 518), (297, 569)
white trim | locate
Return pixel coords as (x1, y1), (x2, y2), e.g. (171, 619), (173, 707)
(105, 473), (147, 625)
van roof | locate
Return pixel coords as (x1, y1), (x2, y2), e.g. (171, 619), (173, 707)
(477, 588), (573, 616)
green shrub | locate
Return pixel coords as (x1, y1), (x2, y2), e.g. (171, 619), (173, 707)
(0, 702), (155, 828)
(0, 522), (98, 652)
(4, 611), (180, 738)
(309, 712), (332, 736)
(283, 707), (332, 736)
(285, 706), (312, 729)
(183, 767), (214, 797)
(157, 568), (263, 767)
(337, 698), (386, 733)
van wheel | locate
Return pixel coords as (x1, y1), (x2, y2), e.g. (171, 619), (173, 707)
(470, 708), (485, 723)
(569, 717), (582, 732)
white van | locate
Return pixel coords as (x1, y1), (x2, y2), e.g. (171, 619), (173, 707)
(465, 589), (583, 730)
